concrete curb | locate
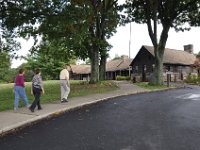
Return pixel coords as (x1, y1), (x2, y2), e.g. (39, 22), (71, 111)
(0, 86), (182, 137)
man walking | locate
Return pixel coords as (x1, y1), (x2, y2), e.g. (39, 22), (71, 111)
(59, 64), (70, 103)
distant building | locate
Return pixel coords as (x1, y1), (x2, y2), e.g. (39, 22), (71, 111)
(68, 55), (132, 80)
(130, 45), (197, 82)
(68, 65), (90, 81)
(106, 55), (132, 80)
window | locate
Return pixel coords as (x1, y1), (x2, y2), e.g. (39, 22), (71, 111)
(174, 66), (178, 72)
(167, 66), (170, 71)
(152, 64), (155, 72)
(135, 66), (138, 72)
(143, 65), (147, 71)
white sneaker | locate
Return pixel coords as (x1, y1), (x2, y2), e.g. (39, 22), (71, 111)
(14, 108), (17, 112)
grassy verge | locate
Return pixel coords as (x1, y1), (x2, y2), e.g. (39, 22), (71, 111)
(134, 82), (175, 90)
(0, 80), (118, 112)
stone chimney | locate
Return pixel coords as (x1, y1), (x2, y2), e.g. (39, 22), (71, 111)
(184, 44), (193, 54)
(121, 55), (129, 60)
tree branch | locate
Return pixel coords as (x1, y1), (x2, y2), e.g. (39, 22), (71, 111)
(144, 0), (157, 46)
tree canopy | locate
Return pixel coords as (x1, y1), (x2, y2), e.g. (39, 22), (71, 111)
(123, 0), (200, 85)
(1, 0), (121, 83)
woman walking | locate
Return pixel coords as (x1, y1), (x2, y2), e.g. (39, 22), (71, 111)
(29, 69), (44, 112)
(14, 68), (29, 111)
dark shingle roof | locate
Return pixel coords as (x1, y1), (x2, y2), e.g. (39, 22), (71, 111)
(143, 45), (196, 65)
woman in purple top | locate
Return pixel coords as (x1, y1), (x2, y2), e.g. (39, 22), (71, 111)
(14, 68), (29, 111)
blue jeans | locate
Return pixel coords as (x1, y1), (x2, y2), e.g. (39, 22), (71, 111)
(14, 86), (29, 109)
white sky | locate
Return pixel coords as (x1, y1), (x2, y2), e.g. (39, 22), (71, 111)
(11, 23), (200, 68)
(108, 23), (200, 59)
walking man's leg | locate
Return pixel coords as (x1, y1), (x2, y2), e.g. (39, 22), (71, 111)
(63, 85), (70, 100)
(60, 80), (68, 102)
(60, 83), (64, 102)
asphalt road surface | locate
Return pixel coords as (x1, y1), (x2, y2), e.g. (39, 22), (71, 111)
(1, 87), (200, 150)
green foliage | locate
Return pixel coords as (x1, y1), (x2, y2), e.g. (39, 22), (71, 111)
(0, 80), (118, 112)
(0, 68), (17, 83)
(116, 75), (131, 81)
(185, 73), (200, 84)
(123, 0), (199, 31)
(1, 0), (121, 84)
(0, 52), (14, 83)
(20, 55), (65, 80)
(0, 52), (11, 69)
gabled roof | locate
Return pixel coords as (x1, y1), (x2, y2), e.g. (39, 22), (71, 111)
(69, 55), (133, 75)
(106, 56), (132, 71)
(69, 65), (91, 74)
(133, 45), (196, 65)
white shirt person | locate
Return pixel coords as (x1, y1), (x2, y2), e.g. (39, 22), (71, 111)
(59, 64), (70, 103)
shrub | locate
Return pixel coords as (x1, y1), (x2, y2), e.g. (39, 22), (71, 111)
(0, 69), (17, 83)
(185, 73), (198, 84)
(116, 75), (131, 81)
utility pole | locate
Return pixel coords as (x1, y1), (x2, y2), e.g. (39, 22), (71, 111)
(129, 22), (131, 77)
(129, 22), (131, 59)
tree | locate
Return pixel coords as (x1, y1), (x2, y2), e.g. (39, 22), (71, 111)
(124, 0), (200, 85)
(0, 51), (16, 83)
(20, 39), (76, 80)
(68, 0), (119, 83)
(1, 0), (120, 83)
(97, 0), (119, 81)
(0, 52), (10, 69)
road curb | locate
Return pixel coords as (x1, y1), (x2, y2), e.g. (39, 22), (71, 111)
(0, 87), (182, 137)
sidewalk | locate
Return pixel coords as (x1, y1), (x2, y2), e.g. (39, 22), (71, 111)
(0, 81), (149, 136)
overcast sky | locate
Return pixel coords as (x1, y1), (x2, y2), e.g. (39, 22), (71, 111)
(11, 23), (200, 68)
(108, 23), (200, 59)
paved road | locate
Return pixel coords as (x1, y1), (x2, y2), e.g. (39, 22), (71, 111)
(1, 87), (200, 150)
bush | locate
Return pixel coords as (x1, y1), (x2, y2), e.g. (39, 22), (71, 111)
(0, 69), (17, 83)
(185, 73), (200, 84)
(116, 75), (131, 81)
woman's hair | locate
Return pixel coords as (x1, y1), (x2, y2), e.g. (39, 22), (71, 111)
(35, 68), (41, 75)
(18, 68), (24, 74)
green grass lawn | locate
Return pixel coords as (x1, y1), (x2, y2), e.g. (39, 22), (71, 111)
(134, 82), (174, 90)
(0, 80), (118, 112)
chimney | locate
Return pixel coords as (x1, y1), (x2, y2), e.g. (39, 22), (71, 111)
(121, 55), (129, 60)
(184, 44), (193, 54)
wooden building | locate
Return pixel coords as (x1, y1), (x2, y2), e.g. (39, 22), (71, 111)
(68, 65), (90, 81)
(130, 45), (197, 82)
(106, 55), (132, 80)
(68, 55), (132, 81)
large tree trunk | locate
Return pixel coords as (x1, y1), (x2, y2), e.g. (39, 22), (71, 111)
(99, 53), (106, 80)
(150, 26), (170, 85)
(90, 48), (99, 84)
(150, 46), (164, 85)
